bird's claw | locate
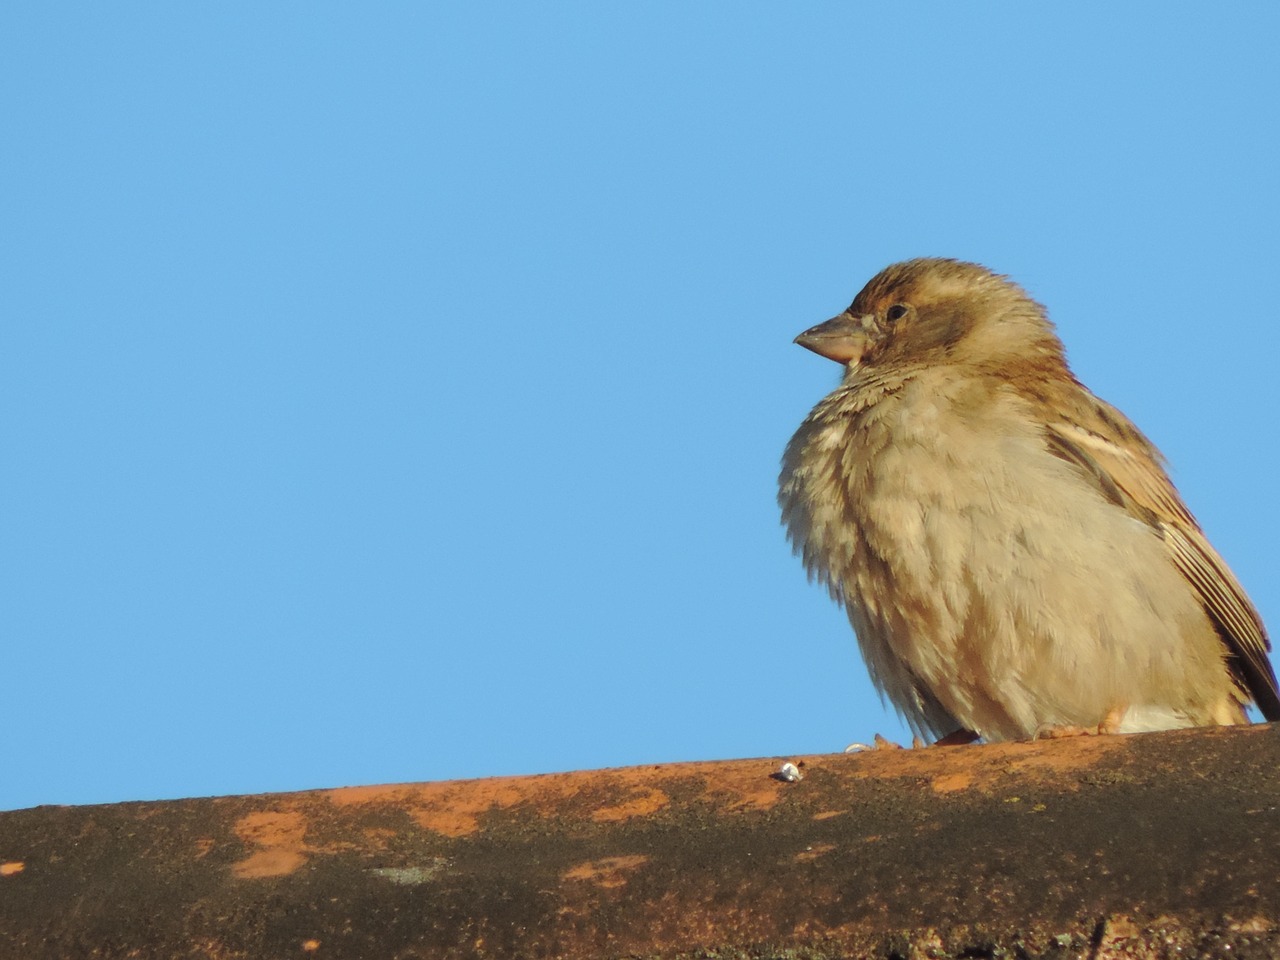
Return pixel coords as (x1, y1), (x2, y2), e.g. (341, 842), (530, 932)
(845, 733), (905, 752)
(1034, 707), (1127, 740)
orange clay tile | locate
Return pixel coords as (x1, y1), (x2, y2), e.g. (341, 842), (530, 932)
(2, 725), (1280, 958)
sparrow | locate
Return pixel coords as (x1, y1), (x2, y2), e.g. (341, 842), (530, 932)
(778, 258), (1279, 743)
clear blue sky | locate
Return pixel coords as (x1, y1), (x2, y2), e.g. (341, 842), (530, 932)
(5, 5), (1279, 811)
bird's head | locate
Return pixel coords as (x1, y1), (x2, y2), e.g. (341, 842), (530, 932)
(794, 258), (1067, 376)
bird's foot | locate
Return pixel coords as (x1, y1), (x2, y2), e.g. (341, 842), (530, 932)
(1034, 723), (1093, 739)
(844, 733), (904, 752)
(846, 729), (980, 752)
(1097, 706), (1127, 734)
(1034, 706), (1128, 740)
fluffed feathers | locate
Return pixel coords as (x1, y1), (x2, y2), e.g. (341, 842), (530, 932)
(779, 258), (1278, 742)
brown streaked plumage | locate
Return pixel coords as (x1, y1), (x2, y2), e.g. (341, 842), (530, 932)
(779, 258), (1278, 742)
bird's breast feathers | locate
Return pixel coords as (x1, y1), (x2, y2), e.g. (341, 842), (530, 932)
(781, 371), (1230, 740)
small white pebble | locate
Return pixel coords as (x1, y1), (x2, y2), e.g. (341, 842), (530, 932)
(776, 761), (803, 782)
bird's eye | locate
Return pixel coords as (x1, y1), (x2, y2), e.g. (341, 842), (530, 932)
(885, 304), (909, 324)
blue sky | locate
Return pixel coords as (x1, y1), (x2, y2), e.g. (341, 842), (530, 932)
(5, 5), (1279, 811)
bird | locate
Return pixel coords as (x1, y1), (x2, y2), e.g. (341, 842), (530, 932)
(778, 258), (1279, 744)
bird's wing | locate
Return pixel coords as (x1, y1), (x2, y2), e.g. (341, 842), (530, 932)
(1041, 387), (1280, 720)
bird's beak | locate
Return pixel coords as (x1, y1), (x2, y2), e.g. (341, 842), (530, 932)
(794, 312), (872, 365)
